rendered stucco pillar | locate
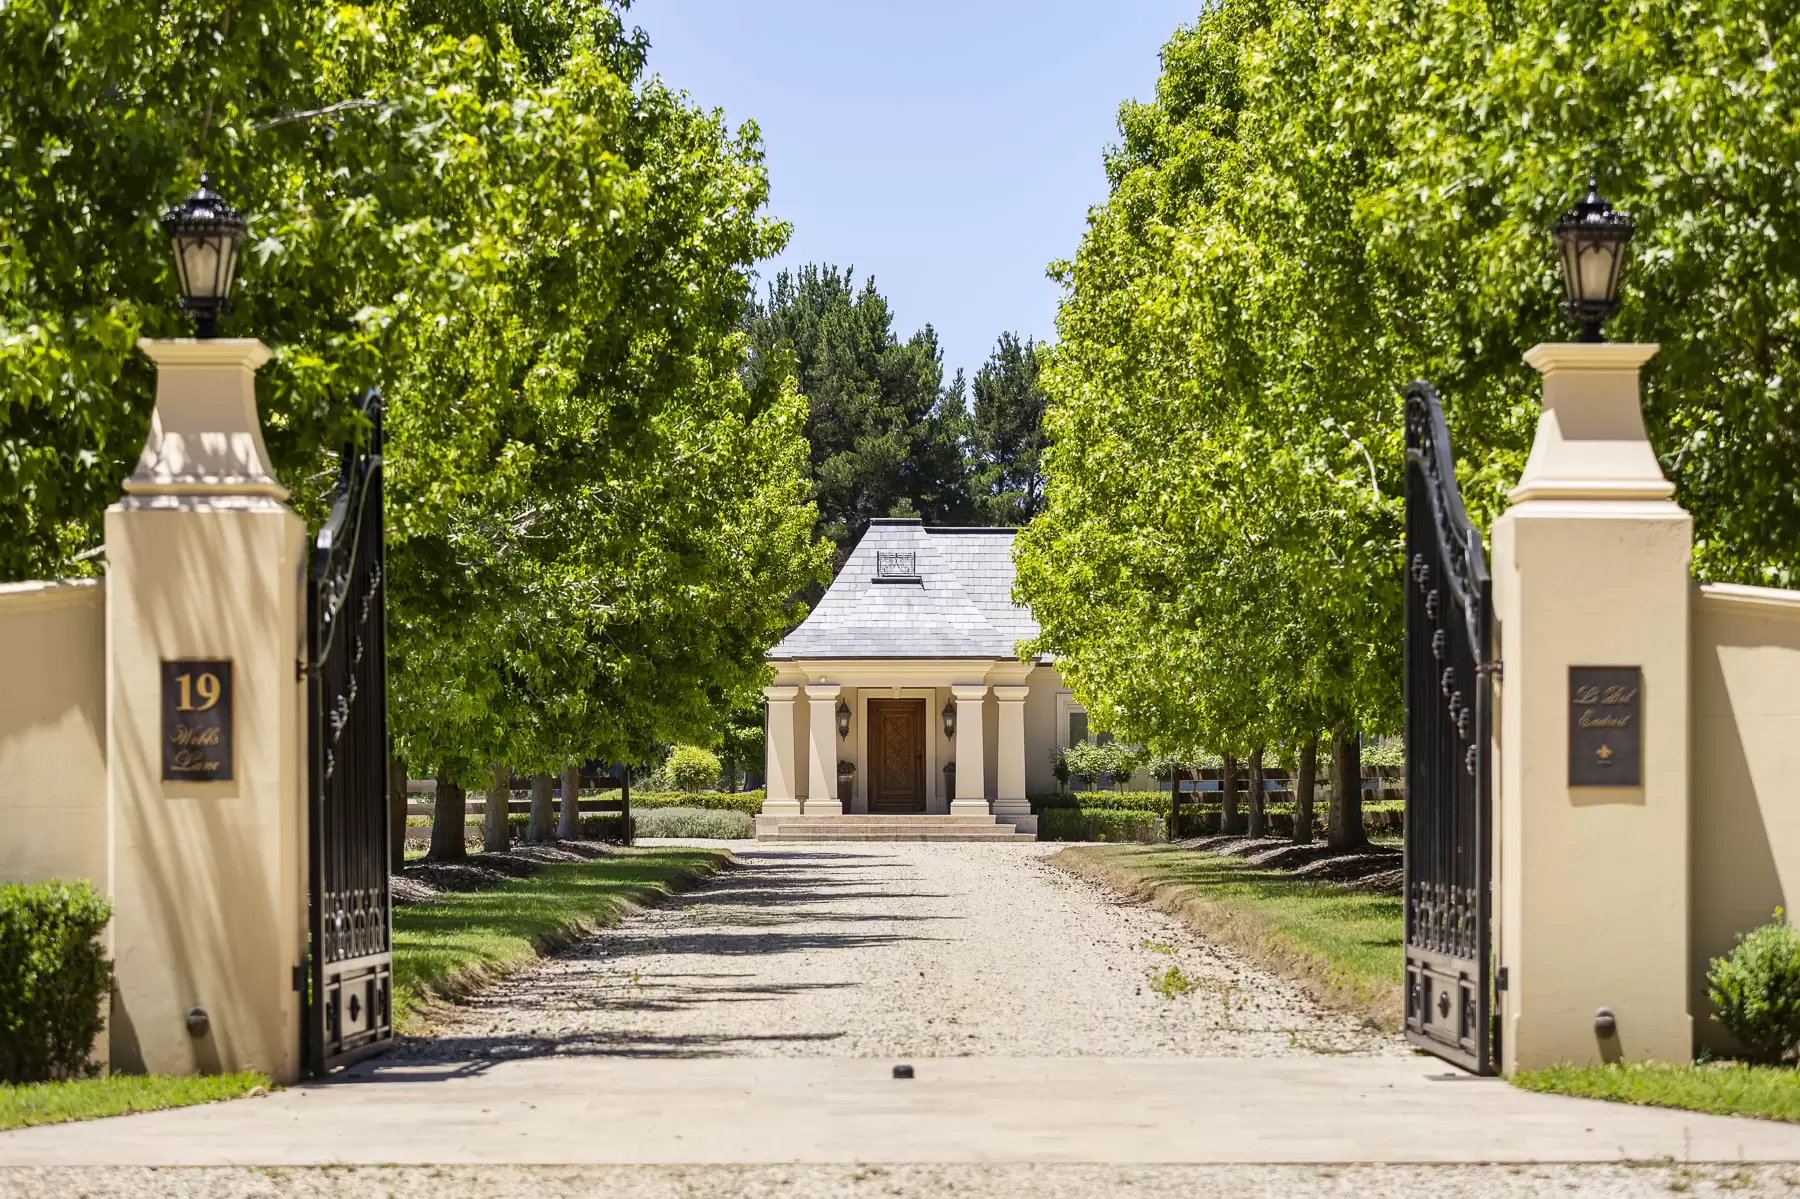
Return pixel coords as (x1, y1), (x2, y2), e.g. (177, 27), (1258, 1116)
(805, 683), (843, 816)
(105, 339), (308, 1083)
(951, 684), (990, 817)
(763, 686), (800, 817)
(1492, 342), (1692, 1074)
(993, 686), (1030, 825)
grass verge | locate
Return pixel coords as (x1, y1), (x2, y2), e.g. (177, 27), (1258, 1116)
(1515, 1061), (1800, 1122)
(1051, 844), (1403, 1031)
(393, 846), (731, 1031)
(0, 1072), (268, 1130)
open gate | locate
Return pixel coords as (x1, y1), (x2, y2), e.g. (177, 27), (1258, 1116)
(305, 388), (394, 1075)
(1403, 381), (1495, 1075)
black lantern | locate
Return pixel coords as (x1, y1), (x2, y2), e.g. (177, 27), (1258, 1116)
(160, 174), (247, 338)
(1551, 174), (1634, 343)
(942, 700), (957, 740)
(836, 699), (851, 740)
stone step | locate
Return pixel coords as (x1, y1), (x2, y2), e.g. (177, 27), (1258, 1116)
(758, 830), (1036, 842)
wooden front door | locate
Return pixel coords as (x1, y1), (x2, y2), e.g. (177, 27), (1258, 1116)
(868, 699), (926, 813)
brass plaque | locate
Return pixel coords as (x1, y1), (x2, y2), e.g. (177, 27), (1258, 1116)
(161, 659), (234, 782)
(1569, 666), (1641, 787)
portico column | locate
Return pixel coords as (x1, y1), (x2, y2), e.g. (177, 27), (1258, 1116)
(951, 684), (990, 817)
(763, 686), (801, 817)
(993, 686), (1030, 825)
(805, 683), (844, 817)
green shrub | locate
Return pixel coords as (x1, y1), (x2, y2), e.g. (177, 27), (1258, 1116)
(665, 745), (723, 794)
(1708, 910), (1800, 1063)
(630, 790), (763, 815)
(1039, 808), (1166, 843)
(632, 806), (754, 839)
(0, 880), (113, 1083)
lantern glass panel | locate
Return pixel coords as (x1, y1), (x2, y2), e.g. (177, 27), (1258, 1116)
(175, 235), (224, 301)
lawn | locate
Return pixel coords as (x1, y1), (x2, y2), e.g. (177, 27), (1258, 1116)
(391, 846), (731, 1030)
(1051, 844), (1404, 1029)
(0, 1072), (268, 1131)
(1516, 1061), (1800, 1123)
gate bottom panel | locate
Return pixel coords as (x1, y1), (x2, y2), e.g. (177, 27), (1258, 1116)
(318, 950), (393, 1071)
(1405, 944), (1487, 1074)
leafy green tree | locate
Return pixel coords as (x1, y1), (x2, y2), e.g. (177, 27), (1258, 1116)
(744, 264), (975, 553)
(969, 332), (1050, 526)
(0, 0), (828, 862)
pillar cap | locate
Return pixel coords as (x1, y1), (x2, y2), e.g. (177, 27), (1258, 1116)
(950, 684), (989, 701)
(1508, 342), (1676, 505)
(804, 683), (842, 699)
(126, 338), (286, 500)
(992, 685), (1031, 702)
(763, 685), (800, 702)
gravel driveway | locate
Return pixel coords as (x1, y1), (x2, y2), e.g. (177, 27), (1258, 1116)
(403, 841), (1399, 1061)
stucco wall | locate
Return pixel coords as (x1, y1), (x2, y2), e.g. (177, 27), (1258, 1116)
(1025, 665), (1063, 795)
(0, 579), (108, 890)
(1691, 582), (1800, 1052)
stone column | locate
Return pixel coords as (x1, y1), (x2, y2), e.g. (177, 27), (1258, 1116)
(805, 683), (843, 816)
(105, 339), (307, 1083)
(951, 684), (990, 817)
(993, 686), (1033, 831)
(763, 686), (801, 817)
(1492, 342), (1692, 1074)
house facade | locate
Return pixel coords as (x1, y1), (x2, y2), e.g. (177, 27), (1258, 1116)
(763, 518), (1077, 835)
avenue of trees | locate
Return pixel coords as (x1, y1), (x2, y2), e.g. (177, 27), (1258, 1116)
(1, 0), (832, 858)
(1016, 0), (1800, 847)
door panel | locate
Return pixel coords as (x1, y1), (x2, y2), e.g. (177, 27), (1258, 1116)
(868, 699), (925, 813)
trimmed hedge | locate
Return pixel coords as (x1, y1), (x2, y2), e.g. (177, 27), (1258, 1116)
(632, 806), (755, 839)
(1040, 808), (1167, 843)
(630, 790), (763, 815)
(1, 880), (113, 1083)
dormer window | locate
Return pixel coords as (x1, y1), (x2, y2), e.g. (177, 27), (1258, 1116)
(873, 551), (921, 584)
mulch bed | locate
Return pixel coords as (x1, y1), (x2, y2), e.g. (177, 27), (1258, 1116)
(391, 840), (623, 905)
(1174, 834), (1403, 895)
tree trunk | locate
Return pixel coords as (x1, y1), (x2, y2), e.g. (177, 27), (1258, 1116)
(483, 762), (510, 853)
(1246, 744), (1266, 839)
(1221, 753), (1241, 836)
(1167, 766), (1186, 841)
(387, 757), (407, 873)
(529, 772), (554, 843)
(1294, 732), (1318, 845)
(426, 770), (467, 863)
(1328, 727), (1366, 851)
(620, 766), (634, 847)
(558, 761), (582, 841)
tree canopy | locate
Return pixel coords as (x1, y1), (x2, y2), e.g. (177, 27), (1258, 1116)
(1016, 0), (1800, 770)
(743, 264), (977, 552)
(1, 0), (829, 784)
(969, 332), (1050, 526)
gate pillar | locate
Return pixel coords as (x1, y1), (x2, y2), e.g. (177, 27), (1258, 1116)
(1492, 342), (1692, 1074)
(104, 339), (308, 1084)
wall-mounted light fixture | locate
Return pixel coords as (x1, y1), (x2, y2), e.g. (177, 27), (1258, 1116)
(836, 699), (851, 740)
(942, 700), (957, 740)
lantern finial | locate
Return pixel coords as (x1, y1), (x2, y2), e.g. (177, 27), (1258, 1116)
(1550, 172), (1634, 343)
(160, 173), (247, 338)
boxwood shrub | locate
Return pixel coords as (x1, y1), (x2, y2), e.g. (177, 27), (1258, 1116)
(1039, 808), (1167, 843)
(629, 790), (763, 816)
(1, 880), (113, 1083)
(631, 806), (755, 839)
(1707, 910), (1800, 1063)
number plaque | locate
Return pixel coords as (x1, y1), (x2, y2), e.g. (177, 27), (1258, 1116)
(161, 660), (234, 782)
(1568, 666), (1641, 787)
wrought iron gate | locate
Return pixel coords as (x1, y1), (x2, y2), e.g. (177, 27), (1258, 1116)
(1403, 381), (1495, 1075)
(305, 388), (393, 1075)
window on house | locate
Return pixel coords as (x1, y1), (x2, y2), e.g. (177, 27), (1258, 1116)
(1068, 710), (1087, 746)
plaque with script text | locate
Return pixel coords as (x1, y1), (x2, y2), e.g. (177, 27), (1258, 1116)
(161, 659), (234, 782)
(1569, 666), (1641, 787)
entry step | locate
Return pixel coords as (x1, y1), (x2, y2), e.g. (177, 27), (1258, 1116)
(755, 813), (1037, 842)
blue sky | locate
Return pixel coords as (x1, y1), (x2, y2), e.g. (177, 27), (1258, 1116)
(628, 0), (1199, 383)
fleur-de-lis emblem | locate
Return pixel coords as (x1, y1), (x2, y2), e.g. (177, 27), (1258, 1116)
(1597, 744), (1614, 761)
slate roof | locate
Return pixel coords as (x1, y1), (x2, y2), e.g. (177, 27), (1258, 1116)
(769, 518), (1041, 661)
